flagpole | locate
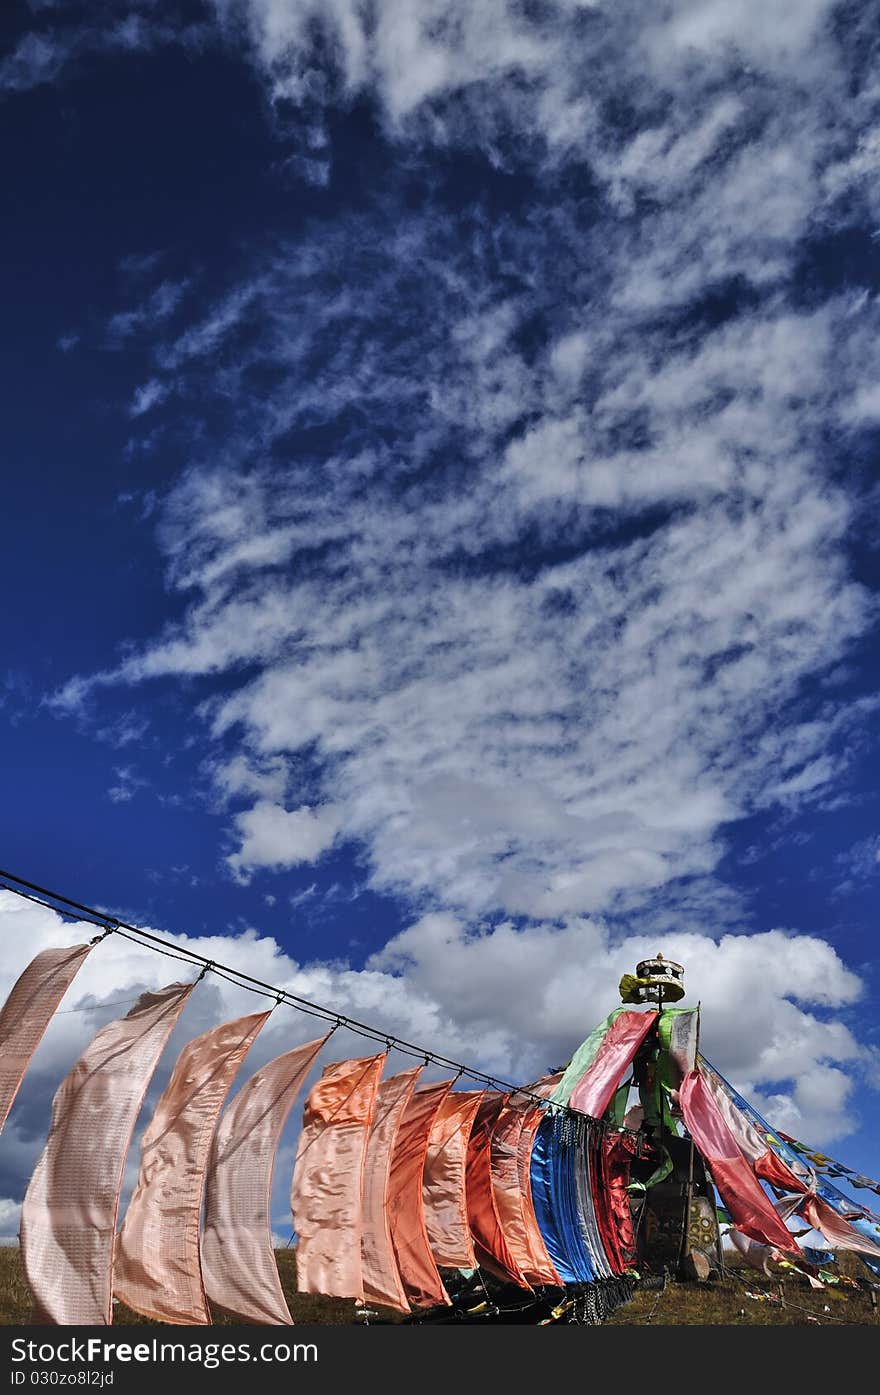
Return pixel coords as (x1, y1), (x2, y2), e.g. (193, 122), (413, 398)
(680, 1000), (699, 1274)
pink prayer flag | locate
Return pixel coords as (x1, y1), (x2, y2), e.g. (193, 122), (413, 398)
(20, 981), (196, 1324)
(423, 1090), (484, 1270)
(202, 1035), (328, 1324)
(361, 1067), (422, 1312)
(115, 1010), (270, 1323)
(291, 1054), (385, 1301)
(0, 943), (93, 1134)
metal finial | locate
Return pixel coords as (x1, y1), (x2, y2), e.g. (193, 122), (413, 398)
(619, 954), (685, 1004)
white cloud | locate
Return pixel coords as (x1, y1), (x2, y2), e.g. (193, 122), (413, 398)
(0, 1199), (21, 1245)
(210, 753), (289, 804)
(823, 125), (880, 208)
(212, 1), (838, 146)
(637, 0), (835, 72)
(39, 2), (880, 940)
(843, 380), (880, 426)
(56, 252), (879, 922)
(227, 801), (342, 879)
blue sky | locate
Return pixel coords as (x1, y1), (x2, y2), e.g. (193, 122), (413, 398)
(1, 0), (879, 1234)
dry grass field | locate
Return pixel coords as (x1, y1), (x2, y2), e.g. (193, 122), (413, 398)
(605, 1266), (876, 1326)
(0, 1247), (875, 1326)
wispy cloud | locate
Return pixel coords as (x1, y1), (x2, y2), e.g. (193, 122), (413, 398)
(95, 711), (150, 750)
(66, 198), (879, 922)
(107, 765), (148, 803)
(129, 378), (168, 416)
(107, 279), (189, 346)
(118, 249), (165, 280)
(156, 280), (265, 371)
(834, 834), (880, 898)
(0, 5), (211, 95)
(215, 1), (841, 147)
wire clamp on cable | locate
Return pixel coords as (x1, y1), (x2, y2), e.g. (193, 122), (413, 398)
(197, 961), (214, 982)
(91, 920), (117, 945)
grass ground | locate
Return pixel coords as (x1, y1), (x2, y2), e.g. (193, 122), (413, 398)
(605, 1264), (876, 1326)
(0, 1247), (875, 1326)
